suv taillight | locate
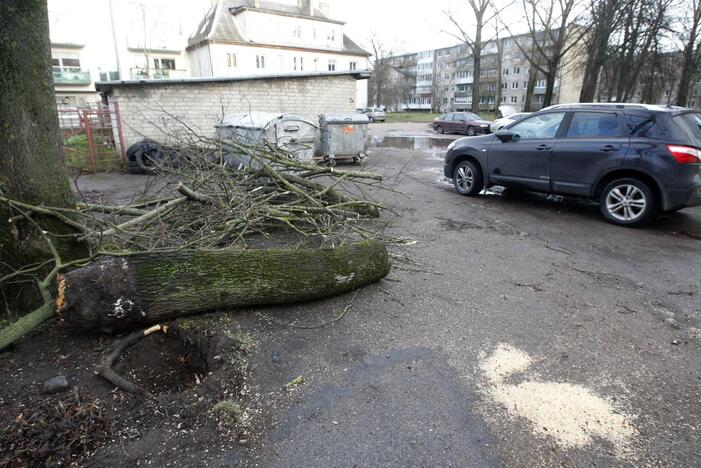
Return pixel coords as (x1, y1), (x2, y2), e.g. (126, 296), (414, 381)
(667, 145), (701, 163)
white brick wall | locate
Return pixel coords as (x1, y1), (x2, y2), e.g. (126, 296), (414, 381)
(107, 75), (359, 146)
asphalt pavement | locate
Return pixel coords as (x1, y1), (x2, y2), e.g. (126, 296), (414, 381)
(228, 122), (701, 467)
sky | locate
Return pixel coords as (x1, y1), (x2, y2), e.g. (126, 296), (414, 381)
(331, 0), (529, 55)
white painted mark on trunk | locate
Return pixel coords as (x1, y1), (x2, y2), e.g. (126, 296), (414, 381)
(111, 297), (134, 318)
(335, 273), (355, 285)
(480, 344), (637, 454)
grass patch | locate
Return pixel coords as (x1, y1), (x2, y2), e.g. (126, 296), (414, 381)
(63, 134), (123, 172)
(384, 112), (440, 123)
(211, 400), (243, 429)
(384, 111), (498, 124)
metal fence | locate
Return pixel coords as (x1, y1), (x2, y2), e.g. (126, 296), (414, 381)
(57, 104), (127, 172)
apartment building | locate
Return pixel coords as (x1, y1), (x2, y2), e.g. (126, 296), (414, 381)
(47, 0), (369, 107)
(381, 31), (584, 113)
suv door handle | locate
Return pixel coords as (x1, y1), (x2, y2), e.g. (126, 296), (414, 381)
(600, 144), (620, 152)
(536, 144), (551, 151)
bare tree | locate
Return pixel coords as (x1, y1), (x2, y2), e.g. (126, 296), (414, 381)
(367, 37), (416, 111)
(578, 0), (629, 101)
(675, 0), (701, 106)
(503, 0), (585, 107)
(444, 0), (504, 113)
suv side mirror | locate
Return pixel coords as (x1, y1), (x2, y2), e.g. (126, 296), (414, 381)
(495, 129), (515, 142)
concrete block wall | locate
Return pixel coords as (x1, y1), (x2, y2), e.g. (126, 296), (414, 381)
(108, 75), (358, 146)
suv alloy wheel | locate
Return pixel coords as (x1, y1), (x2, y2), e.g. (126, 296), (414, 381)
(453, 160), (483, 196)
(600, 178), (657, 226)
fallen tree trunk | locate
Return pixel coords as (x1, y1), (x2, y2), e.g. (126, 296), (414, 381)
(59, 240), (390, 333)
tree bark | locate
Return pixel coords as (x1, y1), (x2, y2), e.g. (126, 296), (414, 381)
(59, 240), (391, 334)
(0, 0), (87, 307)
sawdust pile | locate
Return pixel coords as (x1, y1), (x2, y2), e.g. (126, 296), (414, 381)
(480, 343), (637, 453)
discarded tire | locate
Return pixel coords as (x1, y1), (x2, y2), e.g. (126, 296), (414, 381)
(126, 139), (164, 174)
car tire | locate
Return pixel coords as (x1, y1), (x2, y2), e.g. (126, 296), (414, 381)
(600, 178), (657, 227)
(466, 126), (476, 136)
(452, 160), (483, 196)
(369, 116), (374, 123)
(135, 144), (164, 174)
(437, 126), (444, 134)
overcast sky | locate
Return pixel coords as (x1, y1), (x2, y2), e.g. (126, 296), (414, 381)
(332, 0), (529, 55)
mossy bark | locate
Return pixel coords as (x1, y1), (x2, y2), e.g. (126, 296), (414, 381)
(0, 0), (87, 309)
(60, 240), (391, 333)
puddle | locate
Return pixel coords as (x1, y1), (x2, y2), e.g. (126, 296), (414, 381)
(371, 135), (454, 150)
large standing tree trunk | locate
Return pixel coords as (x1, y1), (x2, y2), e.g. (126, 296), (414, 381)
(471, 39), (482, 114)
(0, 0), (86, 308)
(59, 240), (391, 334)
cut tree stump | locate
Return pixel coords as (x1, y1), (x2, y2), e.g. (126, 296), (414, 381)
(59, 240), (390, 333)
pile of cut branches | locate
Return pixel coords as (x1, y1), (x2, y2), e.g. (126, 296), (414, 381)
(0, 135), (395, 348)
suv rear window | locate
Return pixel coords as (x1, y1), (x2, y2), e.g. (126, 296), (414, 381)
(626, 113), (676, 139)
(672, 112), (701, 146)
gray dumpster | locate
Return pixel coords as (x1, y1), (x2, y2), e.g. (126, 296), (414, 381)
(317, 113), (369, 165)
(216, 112), (318, 163)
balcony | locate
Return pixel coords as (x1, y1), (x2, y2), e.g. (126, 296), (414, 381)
(455, 76), (474, 84)
(52, 70), (91, 85)
(130, 68), (189, 80)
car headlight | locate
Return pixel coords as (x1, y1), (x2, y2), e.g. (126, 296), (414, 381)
(480, 124), (488, 127)
(447, 140), (457, 151)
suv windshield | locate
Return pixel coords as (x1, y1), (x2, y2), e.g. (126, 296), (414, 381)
(673, 112), (701, 146)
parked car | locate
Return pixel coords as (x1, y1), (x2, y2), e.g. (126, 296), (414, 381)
(433, 112), (492, 136)
(443, 103), (701, 226)
(490, 112), (531, 132)
(356, 107), (386, 122)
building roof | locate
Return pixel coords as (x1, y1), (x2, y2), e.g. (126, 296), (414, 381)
(95, 70), (370, 94)
(187, 0), (368, 56)
(230, 0), (344, 24)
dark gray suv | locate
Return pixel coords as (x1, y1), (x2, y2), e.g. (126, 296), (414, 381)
(443, 103), (701, 226)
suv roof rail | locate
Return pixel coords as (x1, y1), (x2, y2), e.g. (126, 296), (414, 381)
(541, 102), (689, 112)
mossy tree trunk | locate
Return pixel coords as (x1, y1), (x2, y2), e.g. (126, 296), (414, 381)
(60, 240), (391, 334)
(0, 0), (86, 309)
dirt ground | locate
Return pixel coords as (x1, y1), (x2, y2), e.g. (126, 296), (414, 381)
(1, 122), (700, 467)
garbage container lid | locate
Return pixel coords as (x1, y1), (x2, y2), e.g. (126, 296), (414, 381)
(218, 112), (316, 129)
(320, 113), (370, 124)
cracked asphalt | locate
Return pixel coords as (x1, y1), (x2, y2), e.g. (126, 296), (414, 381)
(227, 122), (701, 467)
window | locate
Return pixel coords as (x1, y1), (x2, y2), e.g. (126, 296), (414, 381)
(445, 73), (449, 79)
(327, 29), (336, 41)
(509, 112), (566, 139)
(501, 82), (508, 89)
(566, 112), (622, 138)
(293, 57), (304, 71)
(328, 60), (336, 71)
(52, 53), (81, 73)
(511, 82), (519, 88)
(523, 81), (528, 88)
(513, 67), (520, 74)
(293, 25), (301, 38)
(536, 79), (546, 87)
(350, 61), (357, 71)
(226, 53), (237, 68)
(502, 68), (509, 75)
(256, 55), (265, 69)
(511, 96), (518, 103)
(153, 58), (175, 70)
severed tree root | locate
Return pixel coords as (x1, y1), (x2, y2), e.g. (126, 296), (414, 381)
(96, 324), (168, 398)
